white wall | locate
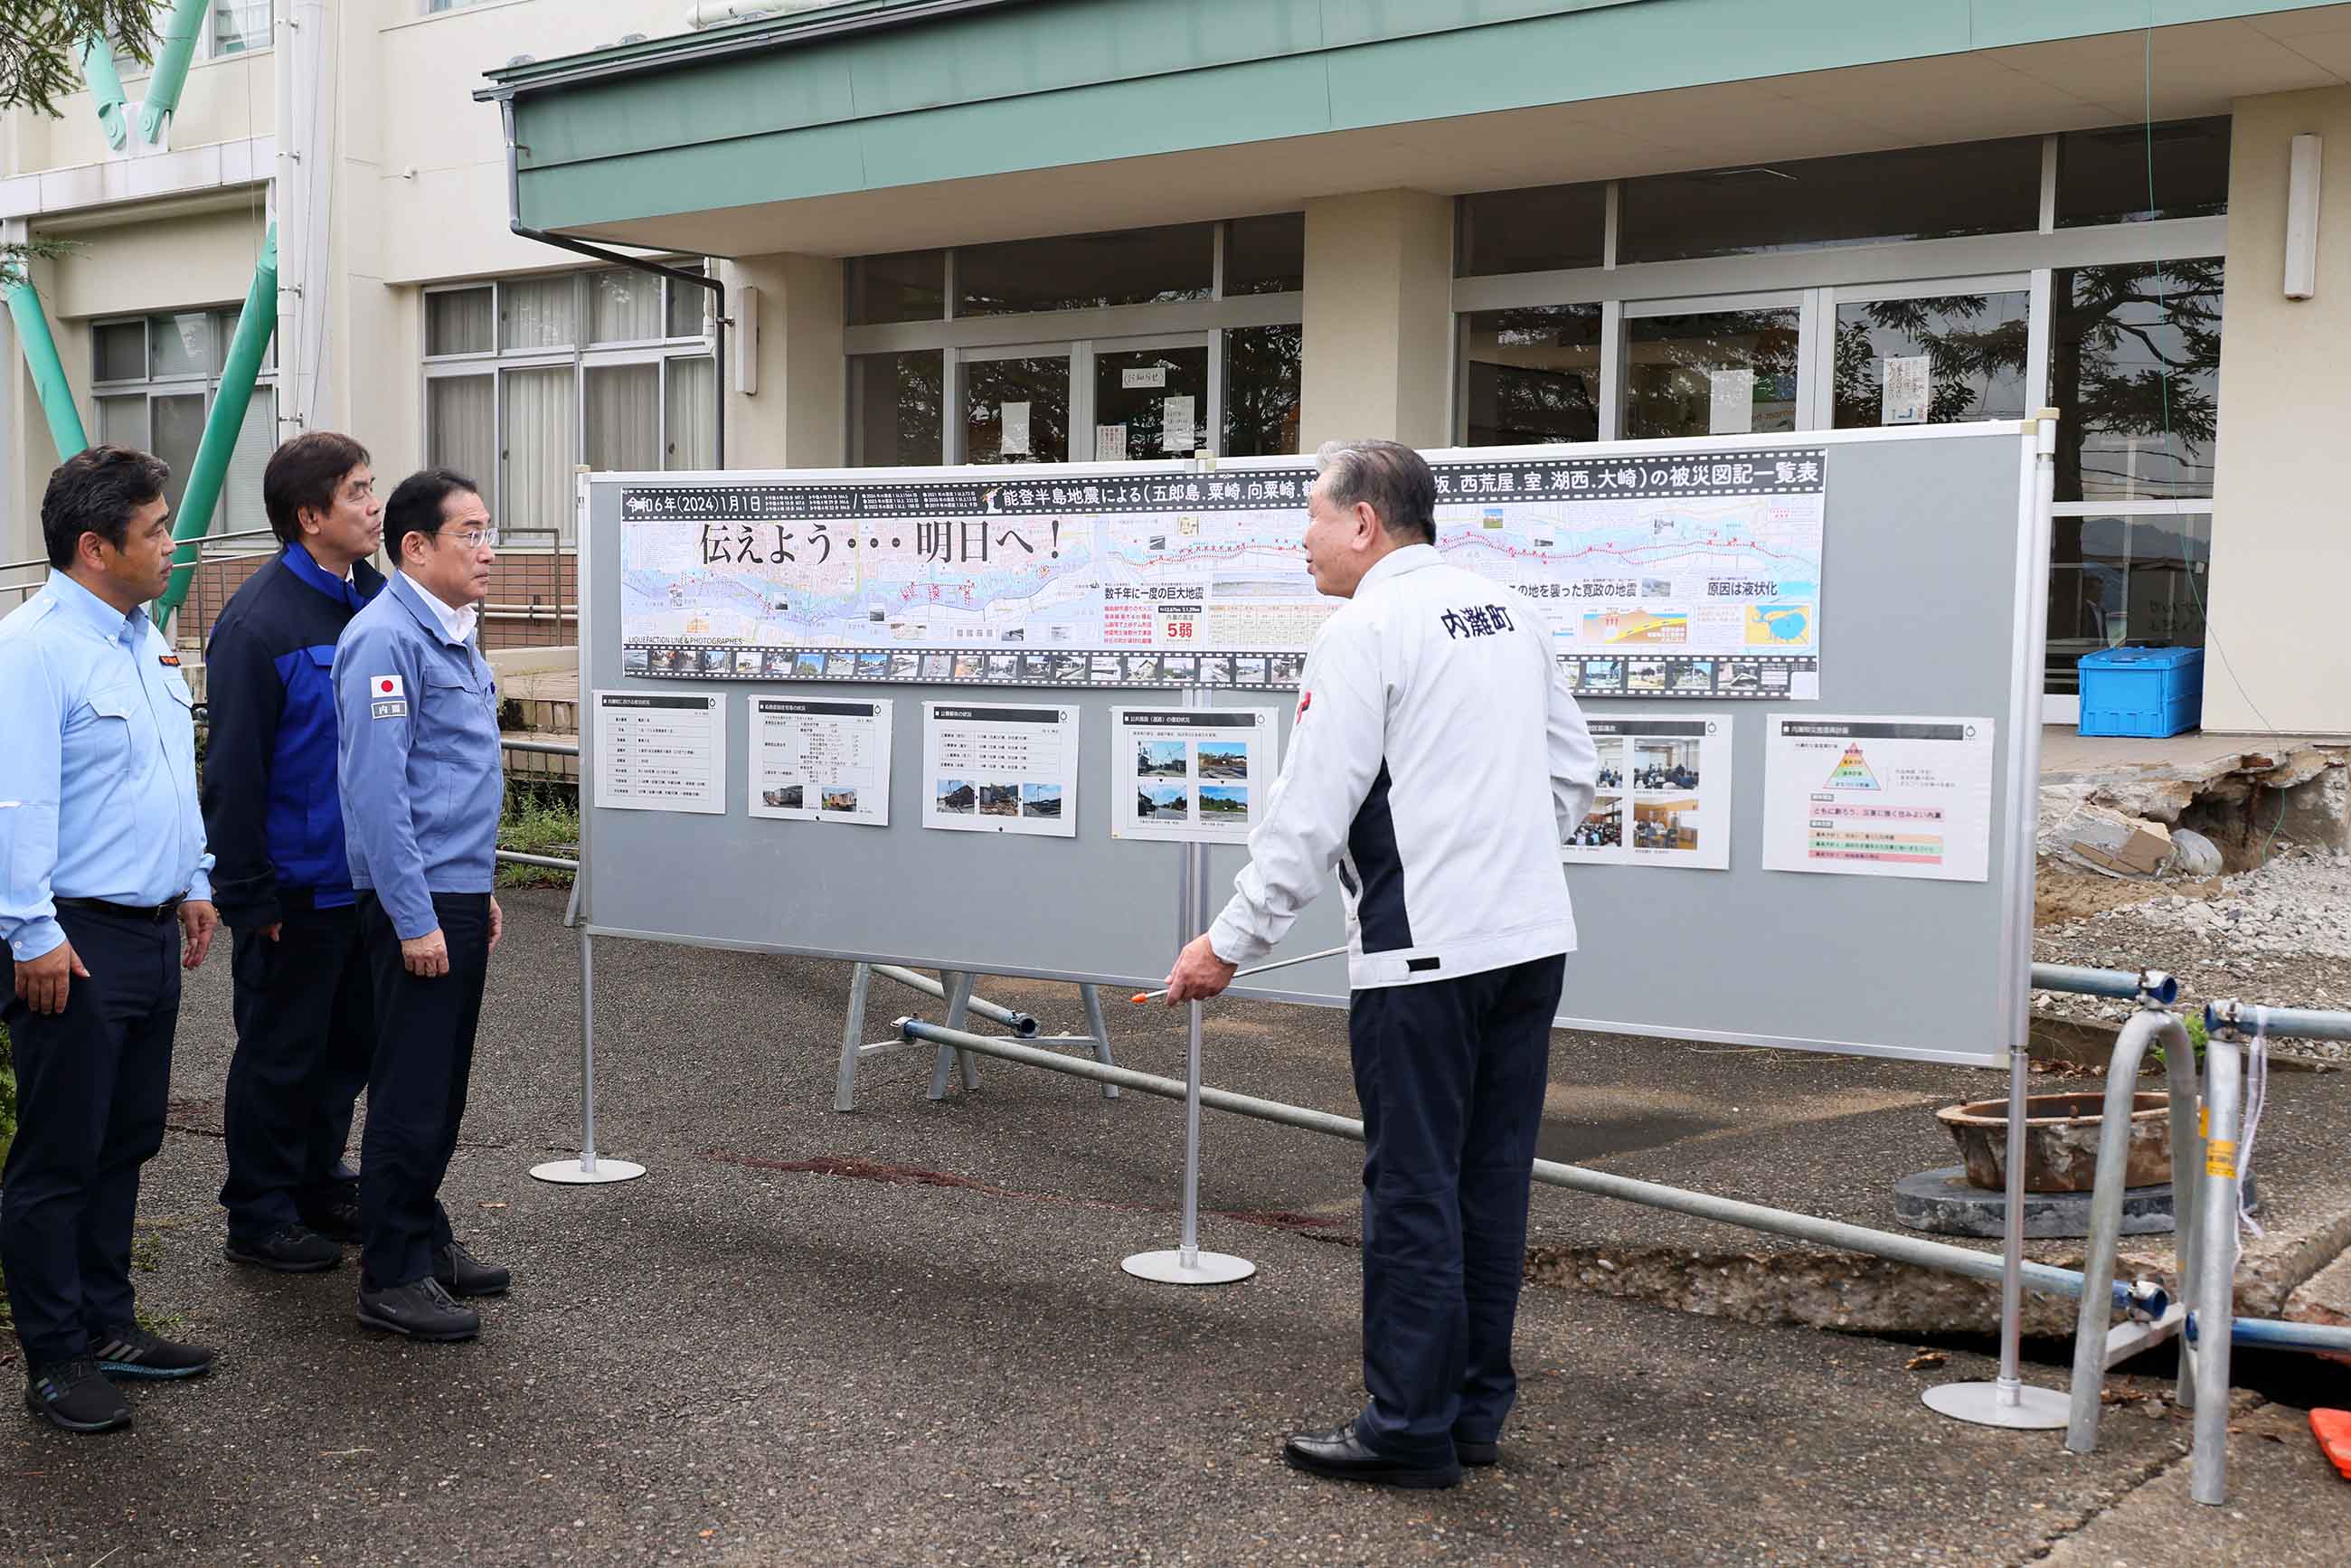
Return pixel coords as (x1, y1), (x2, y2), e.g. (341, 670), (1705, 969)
(2205, 85), (2351, 735)
(1298, 191), (1453, 451)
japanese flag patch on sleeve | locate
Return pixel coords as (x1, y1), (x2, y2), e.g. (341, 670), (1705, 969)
(370, 674), (408, 720)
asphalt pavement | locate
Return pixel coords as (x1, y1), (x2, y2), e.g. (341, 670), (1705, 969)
(4, 889), (2344, 1564)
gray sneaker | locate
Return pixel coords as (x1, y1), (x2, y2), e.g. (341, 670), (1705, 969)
(355, 1277), (480, 1342)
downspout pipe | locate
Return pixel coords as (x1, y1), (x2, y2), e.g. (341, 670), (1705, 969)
(137, 0), (212, 149)
(495, 95), (727, 468)
(155, 222), (277, 631)
(3, 262), (90, 462)
(79, 34), (129, 151)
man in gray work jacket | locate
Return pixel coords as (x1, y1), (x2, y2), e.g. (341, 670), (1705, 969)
(1164, 439), (1598, 1490)
(334, 468), (509, 1343)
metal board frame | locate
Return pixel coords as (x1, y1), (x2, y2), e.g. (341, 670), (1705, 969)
(577, 421), (2046, 1066)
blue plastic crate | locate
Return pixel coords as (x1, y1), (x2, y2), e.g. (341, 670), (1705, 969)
(2077, 646), (2205, 738)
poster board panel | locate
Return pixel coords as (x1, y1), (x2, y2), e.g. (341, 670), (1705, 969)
(579, 426), (2035, 1065)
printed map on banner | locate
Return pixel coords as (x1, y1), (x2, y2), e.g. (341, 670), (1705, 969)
(617, 449), (1825, 696)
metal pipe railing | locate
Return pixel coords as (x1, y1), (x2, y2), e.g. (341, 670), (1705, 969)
(501, 737), (580, 759)
(895, 1015), (2150, 1314)
(870, 964), (1038, 1037)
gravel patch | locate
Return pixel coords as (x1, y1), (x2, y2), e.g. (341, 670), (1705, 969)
(2034, 848), (2351, 1063)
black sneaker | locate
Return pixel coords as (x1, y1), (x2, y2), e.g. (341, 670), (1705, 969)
(356, 1277), (480, 1342)
(434, 1241), (510, 1299)
(298, 1195), (363, 1245)
(91, 1324), (216, 1381)
(224, 1223), (343, 1273)
(24, 1358), (130, 1433)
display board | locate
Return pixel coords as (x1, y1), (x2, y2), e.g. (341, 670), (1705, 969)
(615, 448), (1824, 701)
(578, 425), (2045, 1065)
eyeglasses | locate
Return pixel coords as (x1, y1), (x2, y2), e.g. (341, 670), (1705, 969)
(439, 525), (499, 550)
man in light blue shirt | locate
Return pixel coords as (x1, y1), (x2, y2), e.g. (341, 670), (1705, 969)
(0, 446), (222, 1433)
(335, 468), (508, 1344)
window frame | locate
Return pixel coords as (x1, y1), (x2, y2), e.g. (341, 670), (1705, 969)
(420, 264), (719, 545)
(89, 307), (279, 541)
(845, 218), (1302, 463)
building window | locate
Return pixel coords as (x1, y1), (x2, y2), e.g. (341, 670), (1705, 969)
(1461, 305), (1601, 446)
(844, 218), (1303, 466)
(212, 2), (271, 55)
(89, 309), (277, 539)
(1458, 183), (1607, 278)
(2049, 260), (2223, 502)
(2056, 118), (2232, 228)
(1223, 325), (1300, 459)
(956, 223), (1213, 317)
(1451, 121), (2227, 700)
(423, 264), (716, 544)
(1618, 138), (2043, 264)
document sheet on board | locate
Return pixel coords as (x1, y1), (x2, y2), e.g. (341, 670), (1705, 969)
(1761, 715), (1996, 881)
(1109, 706), (1279, 844)
(921, 702), (1080, 837)
(747, 696), (892, 826)
(593, 691), (727, 814)
(1563, 714), (1733, 870)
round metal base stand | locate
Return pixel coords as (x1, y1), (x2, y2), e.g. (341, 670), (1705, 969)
(530, 1157), (647, 1185)
(1922, 1380), (2072, 1429)
(1121, 1249), (1256, 1285)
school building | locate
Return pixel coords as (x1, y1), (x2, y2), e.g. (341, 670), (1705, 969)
(4, 0), (2349, 730)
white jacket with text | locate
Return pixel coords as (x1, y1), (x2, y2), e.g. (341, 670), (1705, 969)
(1206, 543), (1600, 990)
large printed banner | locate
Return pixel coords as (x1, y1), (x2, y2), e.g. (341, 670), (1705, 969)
(617, 448), (1826, 699)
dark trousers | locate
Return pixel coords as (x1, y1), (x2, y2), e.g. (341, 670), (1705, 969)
(1, 910), (180, 1366)
(220, 900), (373, 1235)
(1347, 952), (1565, 1466)
(356, 892), (489, 1289)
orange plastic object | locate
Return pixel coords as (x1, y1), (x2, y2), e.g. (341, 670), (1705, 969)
(2311, 1409), (2351, 1480)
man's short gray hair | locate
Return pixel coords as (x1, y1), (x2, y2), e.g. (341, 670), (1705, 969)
(1315, 439), (1436, 545)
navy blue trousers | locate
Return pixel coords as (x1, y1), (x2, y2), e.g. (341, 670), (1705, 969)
(1, 909), (180, 1366)
(1348, 952), (1564, 1466)
(220, 899), (373, 1235)
(356, 893), (488, 1290)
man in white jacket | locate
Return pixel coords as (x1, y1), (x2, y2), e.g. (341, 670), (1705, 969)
(1165, 439), (1598, 1490)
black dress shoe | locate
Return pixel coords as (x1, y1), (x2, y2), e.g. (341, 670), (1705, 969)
(224, 1223), (342, 1272)
(1454, 1438), (1499, 1467)
(356, 1278), (480, 1343)
(24, 1359), (131, 1433)
(434, 1241), (510, 1298)
(298, 1195), (363, 1245)
(91, 1324), (216, 1381)
(1281, 1421), (1461, 1489)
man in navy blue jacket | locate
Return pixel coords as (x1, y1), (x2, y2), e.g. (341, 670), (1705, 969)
(202, 432), (386, 1272)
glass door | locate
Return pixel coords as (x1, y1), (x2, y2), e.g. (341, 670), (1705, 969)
(1090, 338), (1210, 461)
(961, 347), (1073, 465)
(1820, 278), (2031, 430)
(1620, 293), (1805, 439)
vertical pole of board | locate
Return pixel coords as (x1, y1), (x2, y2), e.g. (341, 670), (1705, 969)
(836, 961), (873, 1112)
(530, 474), (645, 1187)
(1122, 685), (1253, 1286)
(1178, 840), (1209, 1266)
(1923, 418), (2063, 1426)
(1080, 983), (1119, 1100)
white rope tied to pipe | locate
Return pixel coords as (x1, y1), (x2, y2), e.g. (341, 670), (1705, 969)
(2237, 1006), (2271, 1240)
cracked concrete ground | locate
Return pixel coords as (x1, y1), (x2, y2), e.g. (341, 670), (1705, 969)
(5, 889), (2346, 1564)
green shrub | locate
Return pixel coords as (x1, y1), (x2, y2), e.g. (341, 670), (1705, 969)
(497, 781), (579, 889)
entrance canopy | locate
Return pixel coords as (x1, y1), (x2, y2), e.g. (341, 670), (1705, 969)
(478, 0), (2351, 256)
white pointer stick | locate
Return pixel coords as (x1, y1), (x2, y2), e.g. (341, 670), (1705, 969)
(1130, 945), (1351, 1004)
